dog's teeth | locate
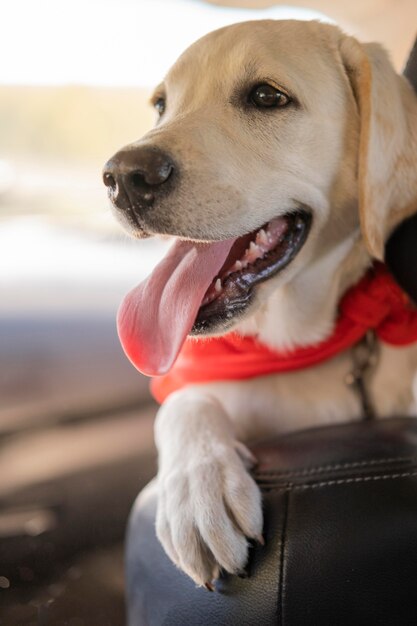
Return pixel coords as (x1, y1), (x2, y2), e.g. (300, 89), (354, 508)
(224, 259), (243, 277)
(257, 229), (268, 245)
(249, 241), (259, 253)
(215, 278), (222, 293)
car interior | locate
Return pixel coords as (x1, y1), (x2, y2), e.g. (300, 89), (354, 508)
(1, 1), (416, 625)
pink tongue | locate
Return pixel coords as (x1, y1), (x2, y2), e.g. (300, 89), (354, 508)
(117, 238), (235, 376)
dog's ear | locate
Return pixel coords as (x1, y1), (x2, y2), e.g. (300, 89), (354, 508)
(339, 36), (417, 260)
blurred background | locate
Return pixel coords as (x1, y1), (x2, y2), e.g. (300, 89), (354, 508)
(1, 1), (416, 624)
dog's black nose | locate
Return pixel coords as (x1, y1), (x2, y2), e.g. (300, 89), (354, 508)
(103, 146), (174, 212)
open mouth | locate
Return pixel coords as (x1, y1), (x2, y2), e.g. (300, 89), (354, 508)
(117, 209), (311, 376)
(192, 210), (312, 334)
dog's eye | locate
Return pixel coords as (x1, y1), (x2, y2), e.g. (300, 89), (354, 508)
(249, 84), (290, 109)
(154, 97), (166, 116)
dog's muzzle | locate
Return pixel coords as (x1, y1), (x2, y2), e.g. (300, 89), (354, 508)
(103, 145), (175, 215)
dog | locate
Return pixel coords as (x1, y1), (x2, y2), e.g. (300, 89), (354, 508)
(103, 20), (417, 589)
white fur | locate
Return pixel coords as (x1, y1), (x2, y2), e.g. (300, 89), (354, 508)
(118, 21), (417, 586)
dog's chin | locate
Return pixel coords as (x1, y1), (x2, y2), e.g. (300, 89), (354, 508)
(190, 210), (312, 336)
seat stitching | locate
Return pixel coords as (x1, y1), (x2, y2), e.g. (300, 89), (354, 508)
(261, 469), (417, 493)
(294, 469), (417, 490)
(255, 455), (415, 479)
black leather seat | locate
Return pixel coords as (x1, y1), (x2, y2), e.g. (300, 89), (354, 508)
(126, 417), (417, 626)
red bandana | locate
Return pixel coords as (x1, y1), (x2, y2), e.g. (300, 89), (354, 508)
(151, 263), (417, 403)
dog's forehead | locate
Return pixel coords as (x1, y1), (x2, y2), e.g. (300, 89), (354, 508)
(165, 20), (342, 101)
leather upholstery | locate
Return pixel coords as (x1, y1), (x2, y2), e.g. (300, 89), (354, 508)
(126, 417), (417, 625)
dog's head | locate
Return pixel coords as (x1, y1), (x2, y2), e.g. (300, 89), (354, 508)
(104, 20), (417, 375)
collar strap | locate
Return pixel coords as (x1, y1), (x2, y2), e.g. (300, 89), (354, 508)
(151, 263), (417, 403)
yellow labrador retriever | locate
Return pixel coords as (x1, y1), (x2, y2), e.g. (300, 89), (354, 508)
(103, 20), (417, 588)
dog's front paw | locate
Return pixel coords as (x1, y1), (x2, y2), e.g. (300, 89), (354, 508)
(156, 443), (263, 588)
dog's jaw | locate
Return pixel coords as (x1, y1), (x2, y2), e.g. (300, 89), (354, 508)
(191, 210), (312, 336)
(236, 230), (370, 353)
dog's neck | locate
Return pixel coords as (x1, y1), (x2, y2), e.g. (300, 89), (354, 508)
(236, 232), (370, 352)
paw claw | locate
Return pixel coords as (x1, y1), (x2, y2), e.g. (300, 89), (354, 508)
(205, 582), (215, 592)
